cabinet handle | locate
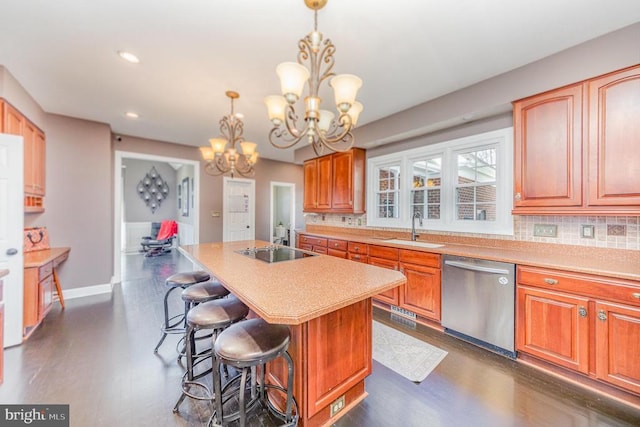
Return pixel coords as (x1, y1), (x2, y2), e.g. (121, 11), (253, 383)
(353, 255), (360, 260)
(334, 243), (339, 247)
(597, 310), (607, 321)
(632, 293), (640, 299)
(543, 278), (558, 285)
(514, 192), (521, 201)
(578, 306), (587, 318)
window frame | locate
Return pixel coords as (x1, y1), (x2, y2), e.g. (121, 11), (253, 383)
(367, 127), (514, 235)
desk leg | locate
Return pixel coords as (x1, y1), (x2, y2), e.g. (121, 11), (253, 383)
(52, 268), (65, 309)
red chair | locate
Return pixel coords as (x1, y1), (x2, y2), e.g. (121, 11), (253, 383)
(141, 220), (178, 256)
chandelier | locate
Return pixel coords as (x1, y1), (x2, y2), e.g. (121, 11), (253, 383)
(264, 0), (363, 156)
(199, 91), (259, 178)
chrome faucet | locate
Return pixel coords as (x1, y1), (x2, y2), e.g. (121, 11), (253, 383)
(411, 211), (423, 241)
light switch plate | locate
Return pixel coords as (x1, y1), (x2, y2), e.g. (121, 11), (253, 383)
(581, 224), (595, 238)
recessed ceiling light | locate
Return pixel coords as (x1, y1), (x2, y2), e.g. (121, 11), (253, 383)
(118, 50), (140, 64)
(125, 112), (139, 119)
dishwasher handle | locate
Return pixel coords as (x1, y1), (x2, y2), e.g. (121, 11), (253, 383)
(444, 259), (511, 275)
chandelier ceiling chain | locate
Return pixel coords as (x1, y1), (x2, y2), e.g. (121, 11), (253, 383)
(265, 0), (363, 157)
(199, 91), (259, 179)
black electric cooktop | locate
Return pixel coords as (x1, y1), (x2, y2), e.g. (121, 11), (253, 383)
(235, 246), (317, 263)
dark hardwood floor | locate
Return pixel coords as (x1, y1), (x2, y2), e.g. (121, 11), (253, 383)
(1, 250), (639, 426)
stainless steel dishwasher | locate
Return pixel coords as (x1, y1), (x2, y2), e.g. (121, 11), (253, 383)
(441, 255), (516, 358)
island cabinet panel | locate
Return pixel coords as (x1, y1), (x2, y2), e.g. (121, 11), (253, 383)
(587, 66), (640, 206)
(516, 286), (590, 374)
(513, 83), (584, 209)
(369, 245), (400, 306)
(595, 301), (640, 394)
(306, 299), (372, 419)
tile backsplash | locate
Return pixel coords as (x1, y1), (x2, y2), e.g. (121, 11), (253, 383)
(303, 214), (640, 250)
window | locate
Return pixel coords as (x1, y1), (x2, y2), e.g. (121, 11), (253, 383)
(374, 164), (401, 219)
(367, 128), (513, 235)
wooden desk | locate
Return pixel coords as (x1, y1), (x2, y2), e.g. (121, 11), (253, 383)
(23, 247), (70, 339)
(181, 241), (406, 427)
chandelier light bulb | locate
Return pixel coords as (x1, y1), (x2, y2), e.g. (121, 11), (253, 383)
(277, 62), (310, 104)
(318, 110), (335, 134)
(330, 74), (362, 112)
(209, 138), (227, 154)
(264, 95), (287, 124)
(346, 101), (364, 127)
(240, 141), (257, 156)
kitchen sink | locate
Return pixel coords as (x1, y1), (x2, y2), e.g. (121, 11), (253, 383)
(382, 239), (444, 249)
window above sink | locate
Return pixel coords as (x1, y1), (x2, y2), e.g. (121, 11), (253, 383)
(367, 128), (514, 236)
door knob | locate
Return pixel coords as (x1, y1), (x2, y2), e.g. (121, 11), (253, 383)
(6, 248), (18, 256)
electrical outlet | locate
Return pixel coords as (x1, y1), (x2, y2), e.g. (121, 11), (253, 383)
(581, 224), (595, 239)
(330, 395), (345, 417)
(533, 224), (557, 237)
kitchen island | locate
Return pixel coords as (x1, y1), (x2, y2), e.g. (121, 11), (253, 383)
(180, 240), (406, 427)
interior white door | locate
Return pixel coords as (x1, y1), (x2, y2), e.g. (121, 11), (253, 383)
(0, 134), (24, 347)
(223, 177), (255, 242)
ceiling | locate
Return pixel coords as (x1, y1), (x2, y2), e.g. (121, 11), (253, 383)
(1, 0), (639, 163)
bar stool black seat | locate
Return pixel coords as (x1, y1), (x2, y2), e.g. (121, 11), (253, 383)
(174, 295), (250, 413)
(154, 270), (211, 353)
(176, 280), (231, 358)
(211, 318), (298, 427)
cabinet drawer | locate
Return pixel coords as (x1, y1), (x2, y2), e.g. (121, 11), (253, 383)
(348, 242), (368, 254)
(53, 252), (69, 268)
(369, 257), (399, 271)
(517, 266), (640, 307)
(399, 249), (440, 268)
(312, 246), (328, 255)
(299, 243), (313, 251)
(348, 253), (368, 263)
(38, 262), (53, 280)
(327, 248), (348, 259)
(369, 245), (398, 260)
(299, 235), (327, 247)
(328, 239), (347, 251)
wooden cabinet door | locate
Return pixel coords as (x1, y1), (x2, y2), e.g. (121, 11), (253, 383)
(23, 121), (36, 194)
(513, 83), (584, 209)
(369, 257), (400, 306)
(303, 159), (318, 211)
(33, 129), (46, 196)
(317, 155), (332, 210)
(399, 262), (441, 321)
(587, 65), (640, 206)
(595, 301), (640, 394)
(2, 101), (24, 135)
(331, 151), (353, 210)
(516, 286), (589, 373)
(39, 275), (54, 320)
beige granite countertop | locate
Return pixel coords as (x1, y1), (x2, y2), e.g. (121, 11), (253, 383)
(298, 227), (640, 282)
(180, 240), (406, 325)
(0, 269), (8, 279)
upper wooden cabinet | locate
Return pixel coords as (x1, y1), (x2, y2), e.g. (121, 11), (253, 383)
(513, 83), (584, 209)
(303, 148), (365, 214)
(1, 99), (46, 212)
(587, 67), (640, 206)
(512, 64), (640, 215)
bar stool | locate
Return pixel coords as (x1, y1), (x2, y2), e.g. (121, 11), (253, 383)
(210, 318), (298, 427)
(173, 295), (250, 413)
(176, 280), (230, 358)
(154, 270), (211, 353)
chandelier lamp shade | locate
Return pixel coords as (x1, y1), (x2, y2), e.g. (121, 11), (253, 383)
(199, 91), (259, 178)
(264, 0), (363, 156)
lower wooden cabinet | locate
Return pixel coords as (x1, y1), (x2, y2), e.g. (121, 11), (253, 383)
(595, 301), (640, 394)
(24, 262), (54, 335)
(369, 245), (400, 306)
(517, 286), (590, 373)
(399, 262), (441, 321)
(516, 265), (640, 395)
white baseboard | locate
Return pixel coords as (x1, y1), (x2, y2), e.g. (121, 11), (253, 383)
(62, 282), (113, 300)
